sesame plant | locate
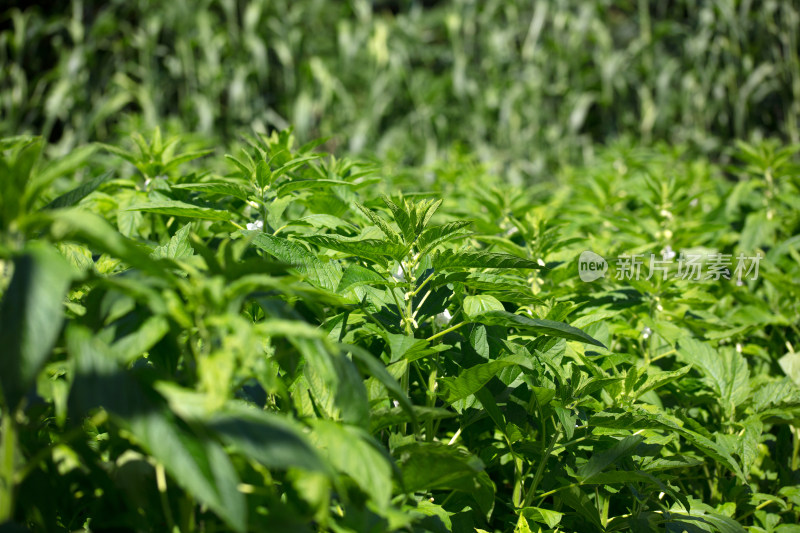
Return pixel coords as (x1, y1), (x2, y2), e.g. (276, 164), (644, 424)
(0, 129), (799, 533)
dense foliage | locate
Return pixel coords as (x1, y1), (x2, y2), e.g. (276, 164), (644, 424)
(0, 130), (799, 532)
(3, 0), (800, 532)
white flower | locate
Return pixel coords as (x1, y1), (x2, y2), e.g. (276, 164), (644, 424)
(504, 226), (518, 237)
(642, 326), (653, 340)
(435, 309), (452, 326)
(392, 400), (400, 408)
(246, 220), (264, 231)
(537, 258), (546, 267)
(689, 198), (699, 208)
(736, 343), (743, 353)
(661, 245), (676, 261)
(393, 264), (405, 282)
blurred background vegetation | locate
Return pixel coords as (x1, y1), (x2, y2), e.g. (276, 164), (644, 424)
(2, 0), (798, 182)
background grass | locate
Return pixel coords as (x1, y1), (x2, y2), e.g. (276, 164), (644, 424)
(2, 0), (799, 180)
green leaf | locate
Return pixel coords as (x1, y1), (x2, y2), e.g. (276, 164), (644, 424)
(170, 182), (249, 201)
(42, 210), (175, 281)
(578, 435), (643, 482)
(634, 365), (691, 398)
(255, 160), (271, 189)
(248, 231), (342, 291)
(311, 420), (393, 512)
(519, 507), (564, 529)
(129, 410), (247, 532)
(590, 407), (746, 482)
(301, 234), (409, 265)
(677, 338), (750, 417)
(438, 354), (533, 403)
(151, 224), (194, 259)
(343, 343), (416, 427)
(271, 154), (322, 181)
(0, 242), (74, 410)
(127, 199), (233, 220)
(43, 170), (114, 210)
(462, 294), (505, 319)
(779, 350), (800, 387)
(395, 442), (495, 516)
(355, 202), (403, 244)
(33, 143), (98, 190)
(336, 264), (390, 294)
(370, 406), (456, 433)
(433, 250), (543, 270)
(474, 310), (605, 347)
(206, 403), (328, 473)
(110, 315), (170, 364)
(416, 220), (472, 254)
(384, 197), (416, 243)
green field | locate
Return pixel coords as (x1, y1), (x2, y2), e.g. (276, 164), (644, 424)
(1, 2), (799, 532)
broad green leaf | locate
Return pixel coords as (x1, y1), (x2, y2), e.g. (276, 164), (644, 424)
(640, 456), (704, 472)
(779, 350), (800, 387)
(110, 315), (170, 363)
(384, 197), (416, 243)
(336, 264), (389, 294)
(416, 220), (472, 254)
(0, 242), (74, 410)
(41, 210), (175, 280)
(248, 231), (342, 291)
(438, 354), (533, 403)
(33, 143), (98, 191)
(577, 435), (643, 482)
(170, 181), (249, 200)
(475, 310), (605, 347)
(634, 365), (691, 398)
(394, 442), (495, 516)
(206, 403), (328, 473)
(301, 234), (409, 265)
(343, 343), (416, 427)
(463, 294), (505, 319)
(433, 250), (543, 270)
(127, 199), (233, 221)
(519, 507), (564, 529)
(678, 338), (750, 417)
(355, 202), (403, 244)
(129, 410), (247, 532)
(151, 223), (194, 259)
(43, 170), (114, 210)
(370, 406), (456, 433)
(311, 420), (393, 511)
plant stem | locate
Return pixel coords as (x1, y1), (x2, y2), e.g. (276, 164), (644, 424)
(156, 462), (177, 532)
(523, 424), (561, 507)
(426, 321), (466, 342)
(0, 413), (16, 523)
